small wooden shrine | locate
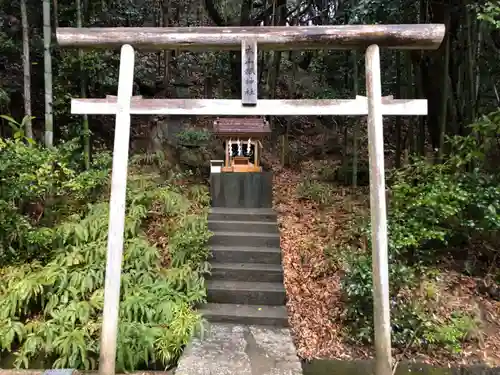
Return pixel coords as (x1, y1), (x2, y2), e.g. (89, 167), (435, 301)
(212, 117), (271, 173)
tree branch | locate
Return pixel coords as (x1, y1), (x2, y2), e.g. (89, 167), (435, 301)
(286, 0), (312, 22)
(252, 2), (286, 25)
(204, 0), (230, 26)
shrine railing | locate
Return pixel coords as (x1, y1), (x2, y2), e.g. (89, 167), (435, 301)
(56, 24), (446, 375)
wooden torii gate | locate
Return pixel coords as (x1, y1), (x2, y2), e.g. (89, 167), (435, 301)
(56, 24), (445, 375)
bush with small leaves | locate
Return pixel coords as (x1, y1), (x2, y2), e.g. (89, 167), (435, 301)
(176, 129), (212, 147)
(0, 138), (111, 265)
(341, 112), (500, 353)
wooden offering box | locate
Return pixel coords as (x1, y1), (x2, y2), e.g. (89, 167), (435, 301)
(222, 156), (262, 173)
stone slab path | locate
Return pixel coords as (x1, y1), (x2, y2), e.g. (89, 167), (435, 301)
(175, 323), (303, 375)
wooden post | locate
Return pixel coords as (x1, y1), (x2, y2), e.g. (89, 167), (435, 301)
(99, 44), (135, 375)
(242, 39), (258, 106)
(366, 44), (392, 375)
(225, 139), (229, 168)
(254, 141), (259, 167)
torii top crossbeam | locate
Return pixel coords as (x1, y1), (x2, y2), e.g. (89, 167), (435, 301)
(56, 24), (445, 51)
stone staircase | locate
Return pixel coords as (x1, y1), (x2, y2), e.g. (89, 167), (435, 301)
(201, 207), (289, 327)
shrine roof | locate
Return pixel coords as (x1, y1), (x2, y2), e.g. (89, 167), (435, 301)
(213, 117), (271, 137)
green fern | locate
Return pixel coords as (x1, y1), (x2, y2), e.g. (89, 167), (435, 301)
(0, 172), (211, 371)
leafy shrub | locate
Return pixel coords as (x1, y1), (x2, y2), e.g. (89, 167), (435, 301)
(130, 150), (173, 172)
(340, 112), (500, 353)
(387, 117), (500, 262)
(0, 115), (36, 143)
(296, 180), (334, 206)
(173, 129), (214, 177)
(176, 129), (211, 147)
(477, 1), (500, 28)
(0, 170), (211, 370)
(169, 214), (212, 267)
(342, 253), (481, 351)
(0, 138), (111, 265)
(185, 184), (211, 208)
(341, 252), (417, 345)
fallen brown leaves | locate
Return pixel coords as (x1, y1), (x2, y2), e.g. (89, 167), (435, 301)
(270, 157), (500, 367)
(145, 200), (172, 267)
(271, 159), (361, 360)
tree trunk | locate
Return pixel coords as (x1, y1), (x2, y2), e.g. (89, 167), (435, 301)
(52, 0), (58, 29)
(20, 0), (33, 140)
(465, 8), (476, 124)
(395, 51), (402, 168)
(437, 12), (450, 163)
(43, 0), (54, 147)
(351, 49), (359, 185)
(162, 0), (172, 93)
(77, 0), (90, 168)
(474, 22), (483, 117)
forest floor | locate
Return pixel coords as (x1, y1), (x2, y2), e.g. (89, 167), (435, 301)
(263, 143), (500, 368)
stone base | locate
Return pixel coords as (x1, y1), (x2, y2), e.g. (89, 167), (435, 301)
(210, 172), (273, 209)
(176, 323), (302, 375)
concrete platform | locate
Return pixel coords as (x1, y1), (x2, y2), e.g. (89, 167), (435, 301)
(210, 172), (273, 209)
(175, 323), (302, 375)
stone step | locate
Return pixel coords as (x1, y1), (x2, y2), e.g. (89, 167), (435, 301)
(200, 303), (289, 327)
(176, 323), (303, 375)
(208, 220), (279, 233)
(210, 246), (282, 265)
(207, 280), (286, 306)
(209, 207), (277, 222)
(209, 231), (280, 248)
(209, 262), (284, 283)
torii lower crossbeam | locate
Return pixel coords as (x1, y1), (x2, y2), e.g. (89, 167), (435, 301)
(71, 97), (427, 116)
